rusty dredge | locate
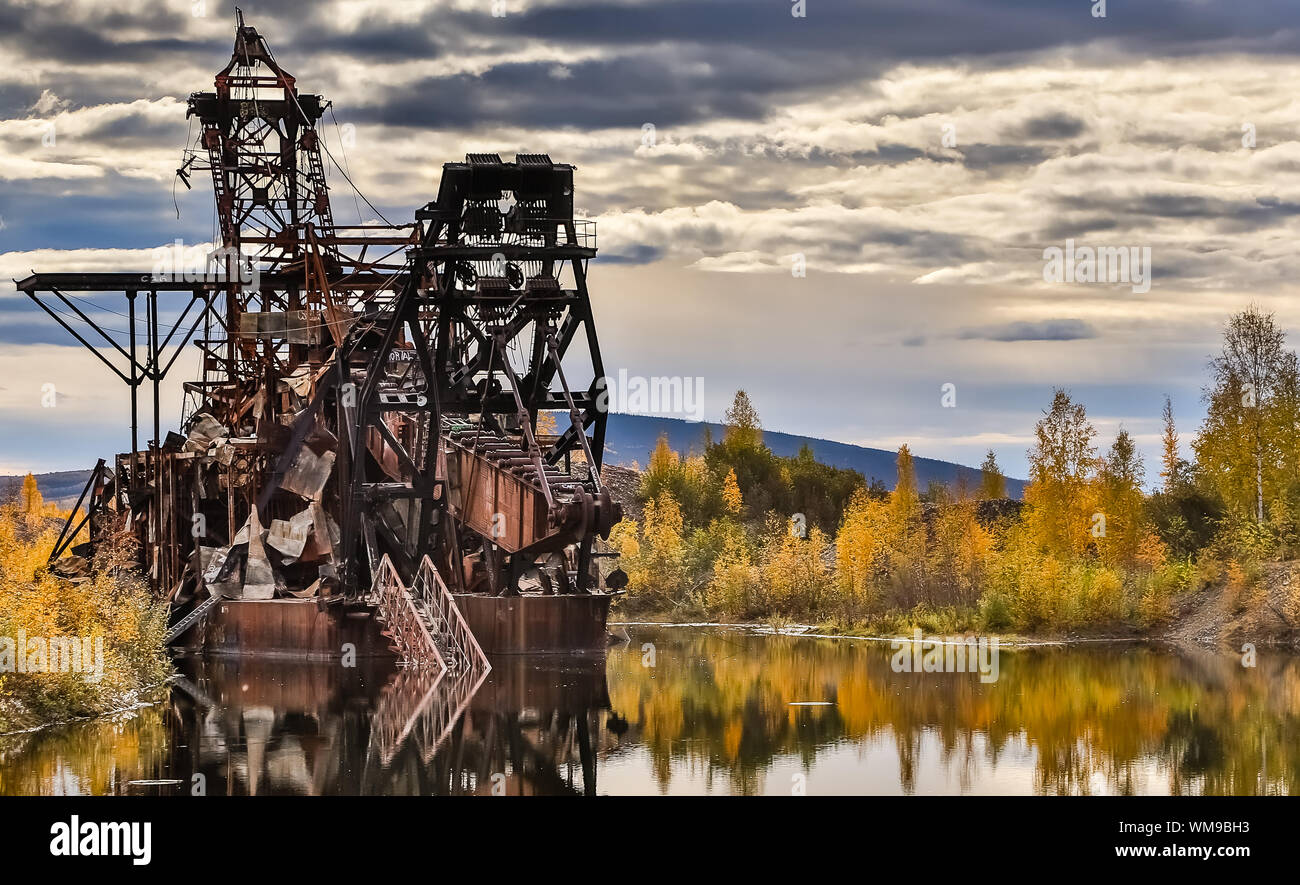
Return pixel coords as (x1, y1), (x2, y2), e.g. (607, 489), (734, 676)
(18, 13), (626, 672)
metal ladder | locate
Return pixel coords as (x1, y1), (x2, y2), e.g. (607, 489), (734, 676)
(163, 593), (220, 645)
(368, 555), (446, 668)
(364, 556), (491, 766)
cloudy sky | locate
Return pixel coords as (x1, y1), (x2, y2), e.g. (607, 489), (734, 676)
(3, 0), (1300, 480)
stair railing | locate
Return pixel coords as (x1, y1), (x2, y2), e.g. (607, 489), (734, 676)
(369, 554), (446, 670)
(411, 555), (490, 676)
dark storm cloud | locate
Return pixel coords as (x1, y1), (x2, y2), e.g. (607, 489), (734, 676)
(347, 49), (815, 129)
(491, 0), (1300, 60)
(0, 85), (44, 120)
(0, 0), (211, 66)
(959, 319), (1098, 342)
(853, 228), (990, 267)
(1053, 190), (1300, 226)
(958, 144), (1049, 170)
(1013, 112), (1087, 141)
(340, 0), (1300, 129)
(1037, 215), (1122, 242)
(6, 0), (1300, 126)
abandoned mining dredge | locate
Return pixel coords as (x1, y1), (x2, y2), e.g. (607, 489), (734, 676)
(17, 14), (626, 691)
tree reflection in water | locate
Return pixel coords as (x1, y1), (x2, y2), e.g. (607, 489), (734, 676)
(2, 628), (1298, 795)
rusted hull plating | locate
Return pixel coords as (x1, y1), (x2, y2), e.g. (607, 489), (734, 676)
(179, 592), (612, 657)
(453, 593), (612, 654)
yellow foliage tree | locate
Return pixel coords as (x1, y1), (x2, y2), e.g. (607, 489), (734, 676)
(1096, 428), (1146, 566)
(20, 473), (43, 517)
(722, 468), (743, 515)
(890, 445), (921, 529)
(0, 504), (168, 728)
(887, 445), (929, 600)
(624, 492), (687, 605)
(1025, 389), (1097, 556)
(930, 496), (994, 604)
(535, 410), (559, 437)
(760, 525), (830, 616)
(706, 531), (758, 617)
(834, 488), (887, 605)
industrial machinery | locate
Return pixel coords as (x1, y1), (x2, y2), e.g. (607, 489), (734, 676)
(19, 13), (624, 660)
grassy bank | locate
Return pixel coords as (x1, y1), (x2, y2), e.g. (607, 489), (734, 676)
(0, 480), (170, 731)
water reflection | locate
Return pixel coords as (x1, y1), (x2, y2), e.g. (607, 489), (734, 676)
(376, 655), (614, 796)
(1, 627), (1298, 795)
(167, 656), (396, 795)
(603, 629), (1300, 795)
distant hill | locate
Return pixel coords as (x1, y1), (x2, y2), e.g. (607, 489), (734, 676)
(2, 416), (1026, 505)
(0, 469), (97, 508)
(602, 413), (1026, 499)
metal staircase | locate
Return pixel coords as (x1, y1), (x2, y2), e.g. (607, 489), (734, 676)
(367, 555), (446, 668)
(162, 593), (220, 645)
(364, 555), (491, 766)
(409, 555), (491, 674)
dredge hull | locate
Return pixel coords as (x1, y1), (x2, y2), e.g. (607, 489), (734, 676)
(175, 593), (613, 657)
(453, 593), (613, 654)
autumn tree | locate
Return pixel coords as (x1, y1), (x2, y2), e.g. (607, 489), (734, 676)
(641, 434), (720, 526)
(1096, 428), (1145, 565)
(642, 434), (681, 499)
(980, 449), (1006, 499)
(722, 468), (743, 514)
(759, 524), (831, 616)
(1195, 307), (1291, 522)
(20, 473), (43, 517)
(887, 445), (930, 601)
(835, 488), (885, 605)
(1266, 352), (1300, 499)
(709, 390), (785, 516)
(930, 496), (993, 604)
(1025, 389), (1097, 555)
(626, 492), (687, 605)
(1159, 396), (1180, 491)
(723, 389), (762, 451)
(535, 410), (559, 437)
(891, 445), (921, 528)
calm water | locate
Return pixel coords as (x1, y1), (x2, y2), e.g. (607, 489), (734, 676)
(0, 627), (1297, 795)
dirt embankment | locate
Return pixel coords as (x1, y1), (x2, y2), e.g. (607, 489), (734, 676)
(1161, 562), (1300, 650)
(601, 464), (643, 523)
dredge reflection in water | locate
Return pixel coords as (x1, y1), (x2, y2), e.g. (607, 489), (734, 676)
(2, 627), (1299, 795)
(164, 653), (613, 796)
